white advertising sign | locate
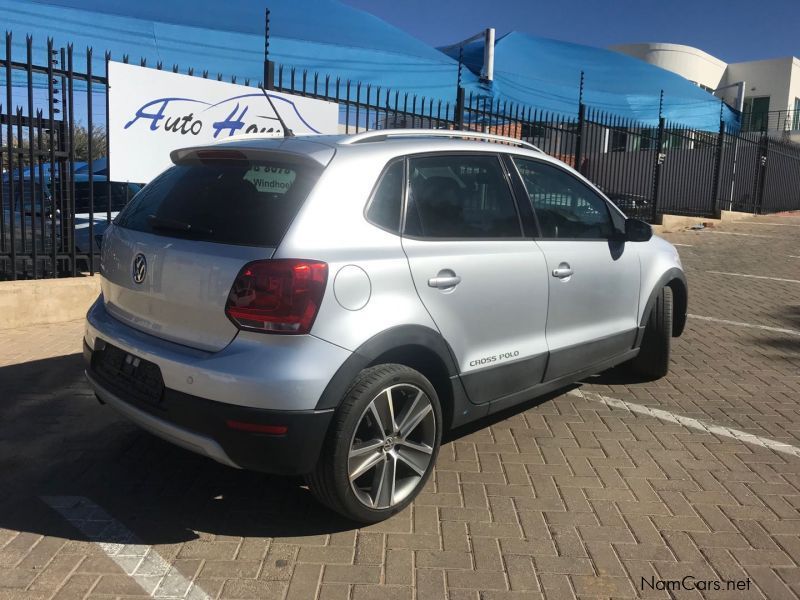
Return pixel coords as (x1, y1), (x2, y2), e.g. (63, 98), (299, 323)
(108, 62), (339, 183)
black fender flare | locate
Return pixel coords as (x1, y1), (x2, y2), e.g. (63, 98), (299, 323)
(314, 325), (459, 410)
(640, 267), (688, 337)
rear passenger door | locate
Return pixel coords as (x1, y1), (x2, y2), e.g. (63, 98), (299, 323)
(401, 153), (550, 404)
(511, 157), (640, 381)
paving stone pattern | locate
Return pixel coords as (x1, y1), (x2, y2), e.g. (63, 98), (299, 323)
(1, 213), (799, 599)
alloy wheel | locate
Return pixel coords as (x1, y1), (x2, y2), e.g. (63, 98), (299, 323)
(347, 383), (437, 509)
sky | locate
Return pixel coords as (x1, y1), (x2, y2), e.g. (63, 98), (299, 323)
(341, 0), (799, 63)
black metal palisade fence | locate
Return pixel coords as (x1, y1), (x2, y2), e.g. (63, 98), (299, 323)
(2, 30), (800, 280)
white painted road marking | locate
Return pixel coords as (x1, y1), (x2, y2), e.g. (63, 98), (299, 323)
(688, 314), (800, 337)
(570, 389), (800, 460)
(41, 496), (211, 599)
(672, 243), (693, 247)
(707, 270), (800, 284)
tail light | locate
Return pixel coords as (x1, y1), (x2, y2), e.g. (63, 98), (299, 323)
(225, 259), (328, 334)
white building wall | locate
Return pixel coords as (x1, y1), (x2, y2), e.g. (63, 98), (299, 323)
(610, 43), (727, 90)
(612, 43), (800, 126)
(723, 57), (795, 113)
(788, 58), (800, 112)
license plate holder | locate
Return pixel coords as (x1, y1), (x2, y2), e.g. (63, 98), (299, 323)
(92, 340), (165, 406)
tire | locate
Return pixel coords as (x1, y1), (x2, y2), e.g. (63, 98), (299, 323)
(628, 285), (673, 380)
(306, 364), (442, 523)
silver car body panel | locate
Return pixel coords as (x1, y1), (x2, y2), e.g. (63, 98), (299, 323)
(276, 153), (440, 350)
(85, 298), (352, 410)
(535, 239), (640, 350)
(100, 226), (272, 352)
(86, 133), (685, 423)
(636, 234), (684, 317)
(402, 238), (549, 375)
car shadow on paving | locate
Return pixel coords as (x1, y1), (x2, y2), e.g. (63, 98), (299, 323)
(0, 350), (640, 549)
(0, 353), (358, 546)
(579, 365), (655, 387)
(445, 386), (578, 443)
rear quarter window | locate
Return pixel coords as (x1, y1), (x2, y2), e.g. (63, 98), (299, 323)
(114, 156), (322, 247)
(365, 160), (404, 233)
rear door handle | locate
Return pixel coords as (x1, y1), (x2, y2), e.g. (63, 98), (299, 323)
(428, 275), (462, 289)
(552, 263), (573, 279)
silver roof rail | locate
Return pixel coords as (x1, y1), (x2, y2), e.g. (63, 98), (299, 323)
(340, 129), (542, 152)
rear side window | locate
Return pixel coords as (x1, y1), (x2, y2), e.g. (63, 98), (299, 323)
(404, 154), (521, 239)
(365, 160), (403, 234)
(115, 157), (321, 247)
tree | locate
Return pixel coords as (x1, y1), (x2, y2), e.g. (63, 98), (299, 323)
(71, 124), (106, 162)
(1, 123), (105, 172)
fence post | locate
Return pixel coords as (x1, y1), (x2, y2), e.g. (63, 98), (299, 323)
(755, 134), (769, 214)
(5, 32), (16, 280)
(263, 8), (275, 90)
(575, 102), (585, 172)
(651, 116), (666, 222)
(455, 87), (465, 130)
(574, 70), (585, 172)
(454, 47), (465, 130)
(66, 44), (76, 277)
(86, 47), (94, 276)
(710, 120), (725, 218)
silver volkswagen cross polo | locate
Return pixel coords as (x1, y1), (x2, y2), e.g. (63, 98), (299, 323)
(83, 130), (687, 522)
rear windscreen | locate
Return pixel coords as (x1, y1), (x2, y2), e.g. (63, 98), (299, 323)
(114, 158), (322, 247)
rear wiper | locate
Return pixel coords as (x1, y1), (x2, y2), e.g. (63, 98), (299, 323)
(147, 215), (214, 236)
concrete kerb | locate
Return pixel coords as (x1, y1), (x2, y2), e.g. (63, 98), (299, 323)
(654, 210), (755, 234)
(0, 276), (100, 330)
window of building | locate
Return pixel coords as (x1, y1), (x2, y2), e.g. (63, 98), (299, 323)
(639, 128), (655, 151)
(610, 129), (627, 152)
(664, 132), (685, 150)
(743, 96), (771, 132)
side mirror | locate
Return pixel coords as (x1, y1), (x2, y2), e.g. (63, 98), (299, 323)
(625, 218), (652, 242)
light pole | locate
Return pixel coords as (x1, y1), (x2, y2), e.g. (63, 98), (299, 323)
(439, 28), (496, 83)
(440, 29), (496, 131)
(712, 81), (746, 211)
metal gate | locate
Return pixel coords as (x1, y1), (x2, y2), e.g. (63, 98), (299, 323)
(4, 30), (800, 280)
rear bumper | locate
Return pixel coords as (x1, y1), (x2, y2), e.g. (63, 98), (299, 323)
(85, 297), (351, 411)
(84, 348), (333, 474)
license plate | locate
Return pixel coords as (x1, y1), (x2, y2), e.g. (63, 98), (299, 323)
(92, 341), (165, 406)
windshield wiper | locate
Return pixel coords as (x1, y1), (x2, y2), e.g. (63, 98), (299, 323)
(147, 215), (214, 236)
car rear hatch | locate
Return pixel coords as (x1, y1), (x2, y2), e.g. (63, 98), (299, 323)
(100, 142), (333, 352)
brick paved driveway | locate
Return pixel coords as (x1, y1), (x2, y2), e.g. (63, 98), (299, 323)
(1, 213), (799, 599)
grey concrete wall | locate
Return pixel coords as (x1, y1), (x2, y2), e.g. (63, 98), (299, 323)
(0, 276), (100, 330)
